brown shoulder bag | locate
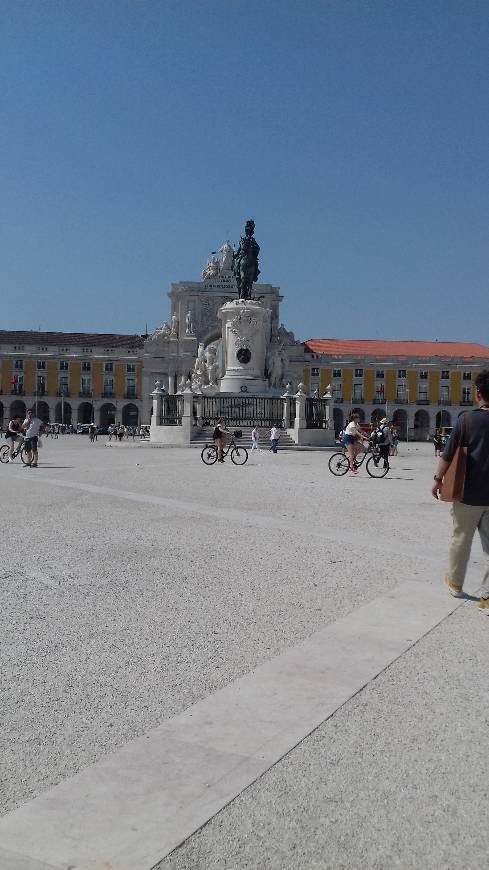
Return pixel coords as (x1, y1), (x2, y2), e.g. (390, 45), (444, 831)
(440, 413), (469, 503)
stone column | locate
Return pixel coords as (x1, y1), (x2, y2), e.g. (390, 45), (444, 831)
(294, 384), (307, 442)
(150, 382), (164, 437)
(181, 386), (194, 444)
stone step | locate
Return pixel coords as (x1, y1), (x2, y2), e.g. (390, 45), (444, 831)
(190, 427), (296, 448)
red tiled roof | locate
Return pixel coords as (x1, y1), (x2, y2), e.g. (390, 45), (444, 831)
(0, 330), (145, 349)
(304, 339), (489, 360)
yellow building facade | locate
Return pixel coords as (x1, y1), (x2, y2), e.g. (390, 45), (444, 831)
(0, 331), (145, 428)
(304, 339), (489, 439)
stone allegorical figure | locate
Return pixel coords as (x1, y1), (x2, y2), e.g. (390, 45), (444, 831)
(232, 219), (260, 300)
(218, 241), (234, 272)
(170, 314), (179, 336)
(185, 311), (194, 335)
(205, 345), (220, 387)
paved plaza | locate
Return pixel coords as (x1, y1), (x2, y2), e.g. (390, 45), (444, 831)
(1, 437), (488, 870)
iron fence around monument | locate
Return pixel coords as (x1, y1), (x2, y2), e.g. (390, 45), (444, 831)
(201, 396), (286, 428)
(160, 395), (183, 425)
(305, 398), (330, 429)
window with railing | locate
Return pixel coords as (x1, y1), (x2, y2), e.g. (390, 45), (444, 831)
(440, 386), (449, 402)
(462, 387), (472, 402)
(80, 377), (92, 396)
(58, 376), (69, 396)
(103, 378), (114, 396)
(332, 384), (342, 399)
(125, 378), (136, 397)
(36, 375), (46, 395)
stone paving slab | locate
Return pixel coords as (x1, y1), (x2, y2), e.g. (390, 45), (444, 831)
(0, 583), (462, 870)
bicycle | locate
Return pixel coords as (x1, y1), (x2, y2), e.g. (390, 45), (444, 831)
(201, 430), (249, 466)
(328, 442), (389, 478)
(0, 436), (29, 465)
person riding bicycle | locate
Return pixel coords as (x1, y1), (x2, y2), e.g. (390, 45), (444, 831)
(5, 414), (23, 461)
(213, 417), (228, 463)
(342, 413), (365, 475)
(372, 417), (392, 469)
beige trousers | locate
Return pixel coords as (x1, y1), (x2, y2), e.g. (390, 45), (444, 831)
(448, 502), (489, 595)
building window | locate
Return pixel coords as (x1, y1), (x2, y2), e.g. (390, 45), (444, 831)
(375, 383), (385, 398)
(59, 360), (69, 371)
(332, 384), (342, 399)
(82, 361), (91, 372)
(103, 378), (114, 396)
(441, 370), (450, 379)
(12, 374), (24, 393)
(398, 370), (407, 379)
(59, 376), (69, 395)
(396, 384), (407, 400)
(353, 383), (363, 400)
(332, 369), (341, 379)
(13, 345), (24, 351)
(81, 376), (92, 395)
(126, 363), (136, 374)
(82, 347), (92, 354)
(14, 359), (23, 370)
(59, 347), (69, 353)
(38, 346), (48, 352)
(311, 367), (319, 377)
(354, 368), (363, 378)
(37, 360), (46, 370)
(419, 371), (428, 379)
(462, 387), (472, 402)
(105, 362), (113, 373)
(36, 375), (46, 395)
(440, 385), (449, 401)
(375, 370), (384, 379)
(462, 371), (472, 381)
(126, 378), (136, 397)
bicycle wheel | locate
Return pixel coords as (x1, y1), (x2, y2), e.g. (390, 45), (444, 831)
(201, 445), (218, 465)
(366, 456), (389, 478)
(20, 446), (30, 466)
(0, 445), (10, 463)
(231, 446), (248, 465)
(328, 452), (350, 476)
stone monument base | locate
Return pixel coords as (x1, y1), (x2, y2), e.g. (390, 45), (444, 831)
(218, 299), (271, 395)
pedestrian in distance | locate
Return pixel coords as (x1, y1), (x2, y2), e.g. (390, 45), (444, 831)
(269, 425), (280, 454)
(432, 368), (489, 614)
(251, 426), (260, 452)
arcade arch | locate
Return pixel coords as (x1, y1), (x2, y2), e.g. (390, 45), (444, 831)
(392, 408), (408, 439)
(122, 403), (139, 427)
(414, 409), (430, 440)
(100, 403), (116, 427)
(78, 402), (93, 424)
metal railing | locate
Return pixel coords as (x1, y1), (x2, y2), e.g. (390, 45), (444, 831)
(160, 395), (183, 425)
(305, 398), (331, 429)
(201, 396), (284, 428)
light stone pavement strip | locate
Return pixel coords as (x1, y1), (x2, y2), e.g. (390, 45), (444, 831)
(0, 439), (487, 869)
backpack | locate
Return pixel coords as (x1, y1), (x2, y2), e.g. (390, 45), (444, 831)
(370, 427), (386, 446)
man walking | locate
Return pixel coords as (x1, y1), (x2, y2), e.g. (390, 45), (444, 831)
(375, 417), (392, 469)
(251, 426), (260, 452)
(22, 409), (44, 468)
(269, 425), (280, 454)
(432, 369), (489, 613)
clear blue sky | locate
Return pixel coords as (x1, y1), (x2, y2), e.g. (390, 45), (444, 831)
(1, 0), (488, 342)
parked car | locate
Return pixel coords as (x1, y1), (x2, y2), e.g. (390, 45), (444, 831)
(97, 426), (109, 435)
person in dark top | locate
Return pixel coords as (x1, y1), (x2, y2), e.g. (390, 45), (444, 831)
(213, 417), (228, 463)
(432, 369), (489, 613)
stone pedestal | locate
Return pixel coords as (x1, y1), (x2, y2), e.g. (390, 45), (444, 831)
(218, 299), (270, 394)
